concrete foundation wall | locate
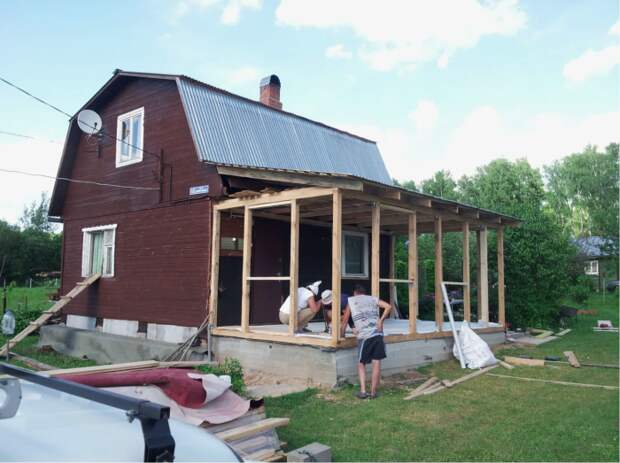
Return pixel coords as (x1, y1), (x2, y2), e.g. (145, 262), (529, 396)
(40, 325), (179, 364)
(213, 332), (506, 386)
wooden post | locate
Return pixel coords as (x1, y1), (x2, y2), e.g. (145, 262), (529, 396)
(478, 227), (489, 324)
(497, 226), (505, 326)
(408, 212), (418, 335)
(462, 222), (471, 322)
(389, 234), (395, 308)
(434, 217), (443, 331)
(289, 200), (300, 336)
(331, 190), (342, 345)
(241, 206), (253, 333)
(371, 202), (381, 298)
(208, 209), (221, 327)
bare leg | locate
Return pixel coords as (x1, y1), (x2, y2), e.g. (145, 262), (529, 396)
(357, 363), (367, 393)
(370, 360), (381, 395)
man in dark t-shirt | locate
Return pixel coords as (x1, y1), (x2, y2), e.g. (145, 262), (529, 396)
(321, 290), (354, 336)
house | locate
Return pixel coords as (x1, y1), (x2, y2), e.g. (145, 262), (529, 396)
(48, 70), (519, 383)
(573, 236), (619, 290)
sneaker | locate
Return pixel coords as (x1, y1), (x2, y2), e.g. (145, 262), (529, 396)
(369, 392), (379, 399)
(356, 391), (370, 399)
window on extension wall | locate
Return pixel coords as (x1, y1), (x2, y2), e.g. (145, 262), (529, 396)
(342, 231), (369, 278)
(584, 260), (599, 275)
(82, 225), (117, 277)
(116, 107), (144, 167)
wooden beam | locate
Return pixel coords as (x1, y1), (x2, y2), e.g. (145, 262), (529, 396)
(462, 222), (471, 322)
(215, 187), (334, 211)
(497, 225), (505, 326)
(389, 235), (396, 308)
(371, 202), (381, 298)
(217, 165), (364, 191)
(289, 199), (299, 336)
(434, 217), (443, 331)
(478, 227), (489, 324)
(408, 212), (418, 335)
(241, 206), (253, 333)
(208, 209), (221, 327)
(332, 190), (342, 345)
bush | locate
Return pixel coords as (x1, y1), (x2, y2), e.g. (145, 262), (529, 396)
(571, 275), (594, 304)
(197, 358), (246, 396)
(11, 307), (44, 334)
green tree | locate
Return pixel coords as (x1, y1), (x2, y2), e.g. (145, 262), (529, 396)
(420, 170), (459, 200)
(19, 192), (56, 233)
(544, 143), (619, 238)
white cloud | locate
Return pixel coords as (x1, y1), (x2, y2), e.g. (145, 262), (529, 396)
(228, 66), (261, 85)
(325, 44), (353, 60)
(276, 0), (526, 71)
(338, 107), (619, 183)
(409, 100), (439, 131)
(172, 0), (261, 25)
(609, 19), (620, 36)
(563, 45), (620, 83)
(0, 138), (62, 224)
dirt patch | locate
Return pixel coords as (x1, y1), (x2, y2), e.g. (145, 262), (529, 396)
(244, 368), (317, 398)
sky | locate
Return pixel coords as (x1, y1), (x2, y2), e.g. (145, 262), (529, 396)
(0, 0), (619, 224)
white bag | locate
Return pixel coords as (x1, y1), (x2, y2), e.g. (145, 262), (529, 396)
(453, 321), (497, 369)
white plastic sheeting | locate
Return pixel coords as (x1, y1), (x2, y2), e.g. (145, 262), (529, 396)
(453, 321), (498, 369)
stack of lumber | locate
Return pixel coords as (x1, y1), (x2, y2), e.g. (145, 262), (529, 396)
(203, 407), (289, 461)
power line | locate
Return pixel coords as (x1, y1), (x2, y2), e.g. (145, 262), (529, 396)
(0, 130), (62, 144)
(0, 75), (160, 160)
(0, 167), (159, 191)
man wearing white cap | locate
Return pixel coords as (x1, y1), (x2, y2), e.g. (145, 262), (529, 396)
(321, 289), (354, 337)
(279, 281), (323, 332)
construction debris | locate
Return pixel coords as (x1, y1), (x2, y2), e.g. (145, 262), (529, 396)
(403, 376), (438, 400)
(594, 320), (619, 332)
(555, 329), (572, 336)
(497, 359), (515, 370)
(503, 356), (545, 367)
(506, 331), (558, 346)
(563, 351), (581, 368)
(404, 365), (498, 400)
(487, 373), (620, 391)
(529, 328), (554, 339)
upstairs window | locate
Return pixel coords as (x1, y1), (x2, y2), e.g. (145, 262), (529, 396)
(342, 231), (368, 278)
(584, 260), (599, 275)
(82, 224), (117, 277)
(116, 107), (144, 167)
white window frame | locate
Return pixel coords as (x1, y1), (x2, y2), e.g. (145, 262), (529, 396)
(342, 231), (369, 278)
(81, 224), (117, 278)
(115, 107), (144, 168)
(584, 260), (599, 276)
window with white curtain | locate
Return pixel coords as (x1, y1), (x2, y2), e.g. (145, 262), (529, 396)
(82, 224), (117, 277)
(115, 107), (144, 167)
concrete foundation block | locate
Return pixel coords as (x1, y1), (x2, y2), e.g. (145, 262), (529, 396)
(39, 325), (180, 364)
(66, 315), (96, 331)
(287, 443), (331, 462)
(146, 323), (197, 343)
(102, 318), (139, 337)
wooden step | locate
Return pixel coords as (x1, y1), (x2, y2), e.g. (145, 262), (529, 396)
(215, 418), (290, 442)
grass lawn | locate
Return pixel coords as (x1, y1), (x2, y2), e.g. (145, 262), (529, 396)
(267, 292), (619, 461)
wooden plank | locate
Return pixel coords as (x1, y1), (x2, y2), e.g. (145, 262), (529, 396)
(212, 327), (334, 347)
(476, 229), (482, 321)
(497, 359), (515, 370)
(503, 356), (545, 367)
(380, 278), (413, 284)
(289, 199), (300, 336)
(462, 222), (471, 322)
(408, 212), (418, 335)
(412, 366), (499, 399)
(332, 190), (342, 344)
(48, 360), (160, 376)
(404, 377), (439, 400)
(214, 187), (334, 211)
(209, 209), (221, 328)
(215, 418), (290, 442)
(478, 227), (489, 323)
(247, 277), (291, 281)
(389, 234), (395, 308)
(497, 226), (505, 326)
(158, 360), (215, 368)
(371, 202), (381, 298)
(241, 206), (253, 333)
(487, 373), (619, 390)
(434, 217), (443, 331)
(555, 329), (572, 336)
(0, 273), (101, 356)
(564, 351), (581, 368)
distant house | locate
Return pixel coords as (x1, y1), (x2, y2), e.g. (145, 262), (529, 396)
(48, 70), (519, 381)
(574, 236), (619, 290)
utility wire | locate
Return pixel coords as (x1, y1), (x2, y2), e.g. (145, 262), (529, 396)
(0, 130), (62, 144)
(0, 167), (159, 191)
(0, 75), (160, 159)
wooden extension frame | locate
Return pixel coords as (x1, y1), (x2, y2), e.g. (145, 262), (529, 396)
(209, 186), (507, 348)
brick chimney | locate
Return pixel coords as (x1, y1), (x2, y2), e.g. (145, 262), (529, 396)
(259, 74), (282, 110)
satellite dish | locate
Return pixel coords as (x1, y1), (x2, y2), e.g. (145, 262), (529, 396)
(77, 109), (103, 135)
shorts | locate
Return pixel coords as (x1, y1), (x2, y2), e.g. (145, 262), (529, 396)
(357, 335), (386, 364)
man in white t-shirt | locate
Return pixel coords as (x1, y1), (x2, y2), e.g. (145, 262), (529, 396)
(279, 280), (323, 332)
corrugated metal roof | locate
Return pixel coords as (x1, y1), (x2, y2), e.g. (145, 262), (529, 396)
(177, 77), (393, 185)
(573, 236), (618, 258)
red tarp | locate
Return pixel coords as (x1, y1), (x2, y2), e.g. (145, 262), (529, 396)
(63, 368), (206, 408)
